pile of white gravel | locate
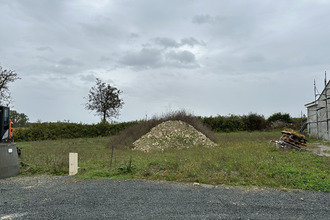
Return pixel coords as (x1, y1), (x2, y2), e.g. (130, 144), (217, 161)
(133, 120), (216, 152)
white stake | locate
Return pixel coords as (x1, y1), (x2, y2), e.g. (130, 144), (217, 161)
(69, 153), (78, 176)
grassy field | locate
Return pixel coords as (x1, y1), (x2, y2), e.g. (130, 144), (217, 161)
(17, 131), (330, 191)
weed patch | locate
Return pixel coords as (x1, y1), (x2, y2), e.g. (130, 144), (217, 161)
(118, 157), (135, 174)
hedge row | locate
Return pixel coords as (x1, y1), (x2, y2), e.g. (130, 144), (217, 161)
(14, 121), (137, 142)
(201, 113), (305, 132)
(201, 114), (266, 132)
(13, 113), (306, 142)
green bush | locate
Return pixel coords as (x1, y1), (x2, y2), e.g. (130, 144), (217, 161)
(242, 113), (267, 131)
(268, 112), (292, 124)
(118, 157), (135, 174)
(202, 115), (245, 132)
(223, 115), (245, 132)
(201, 116), (224, 132)
(202, 113), (286, 132)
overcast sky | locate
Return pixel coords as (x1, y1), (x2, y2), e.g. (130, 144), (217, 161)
(1, 0), (329, 124)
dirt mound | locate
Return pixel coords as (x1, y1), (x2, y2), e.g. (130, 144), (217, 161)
(133, 120), (216, 152)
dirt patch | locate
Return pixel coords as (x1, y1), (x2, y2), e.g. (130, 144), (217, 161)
(133, 120), (216, 152)
(306, 144), (330, 157)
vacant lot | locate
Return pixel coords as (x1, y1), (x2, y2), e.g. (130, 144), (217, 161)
(17, 132), (330, 191)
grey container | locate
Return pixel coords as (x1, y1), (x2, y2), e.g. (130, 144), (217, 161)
(0, 143), (19, 179)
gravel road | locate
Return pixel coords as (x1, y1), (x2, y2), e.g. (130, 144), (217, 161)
(0, 176), (329, 219)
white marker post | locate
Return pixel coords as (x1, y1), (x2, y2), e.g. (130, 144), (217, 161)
(69, 153), (78, 176)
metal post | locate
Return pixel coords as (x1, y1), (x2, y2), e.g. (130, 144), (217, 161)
(110, 145), (114, 167)
(326, 88), (329, 140)
(316, 110), (319, 139)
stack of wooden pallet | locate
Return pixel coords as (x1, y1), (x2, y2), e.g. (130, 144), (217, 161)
(279, 129), (307, 150)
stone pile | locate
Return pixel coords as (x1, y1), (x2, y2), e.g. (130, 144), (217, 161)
(133, 120), (216, 152)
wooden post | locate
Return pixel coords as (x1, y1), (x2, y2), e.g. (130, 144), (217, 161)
(69, 153), (78, 176)
(110, 145), (114, 168)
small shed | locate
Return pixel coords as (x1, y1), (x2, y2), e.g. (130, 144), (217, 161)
(305, 80), (330, 140)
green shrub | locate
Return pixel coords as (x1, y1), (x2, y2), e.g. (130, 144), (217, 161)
(223, 115), (245, 132)
(118, 157), (135, 174)
(202, 115), (245, 132)
(201, 116), (224, 132)
(268, 112), (292, 124)
(203, 113), (290, 132)
(242, 113), (267, 131)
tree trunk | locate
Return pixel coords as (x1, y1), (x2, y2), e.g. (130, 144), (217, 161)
(102, 112), (106, 123)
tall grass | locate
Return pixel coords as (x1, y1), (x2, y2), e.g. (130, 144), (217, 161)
(17, 131), (330, 191)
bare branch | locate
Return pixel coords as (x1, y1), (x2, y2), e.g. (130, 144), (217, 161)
(0, 65), (21, 105)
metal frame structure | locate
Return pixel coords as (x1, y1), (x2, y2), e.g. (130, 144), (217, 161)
(305, 73), (330, 140)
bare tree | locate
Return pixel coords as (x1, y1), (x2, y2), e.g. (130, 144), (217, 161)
(0, 65), (20, 105)
(85, 78), (124, 123)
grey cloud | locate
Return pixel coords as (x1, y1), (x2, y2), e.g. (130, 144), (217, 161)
(129, 33), (139, 39)
(192, 14), (214, 24)
(243, 54), (266, 63)
(59, 58), (81, 66)
(37, 46), (53, 52)
(166, 50), (198, 67)
(120, 48), (163, 68)
(79, 16), (123, 40)
(153, 37), (205, 48)
(127, 33), (140, 44)
(120, 46), (199, 69)
(100, 56), (111, 62)
(153, 37), (180, 48)
(180, 37), (205, 47)
(80, 73), (96, 83)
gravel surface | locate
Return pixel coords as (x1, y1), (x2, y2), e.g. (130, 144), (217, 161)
(0, 176), (329, 219)
(308, 145), (330, 157)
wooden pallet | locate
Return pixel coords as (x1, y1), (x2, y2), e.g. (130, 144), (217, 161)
(281, 129), (306, 143)
(280, 135), (306, 148)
